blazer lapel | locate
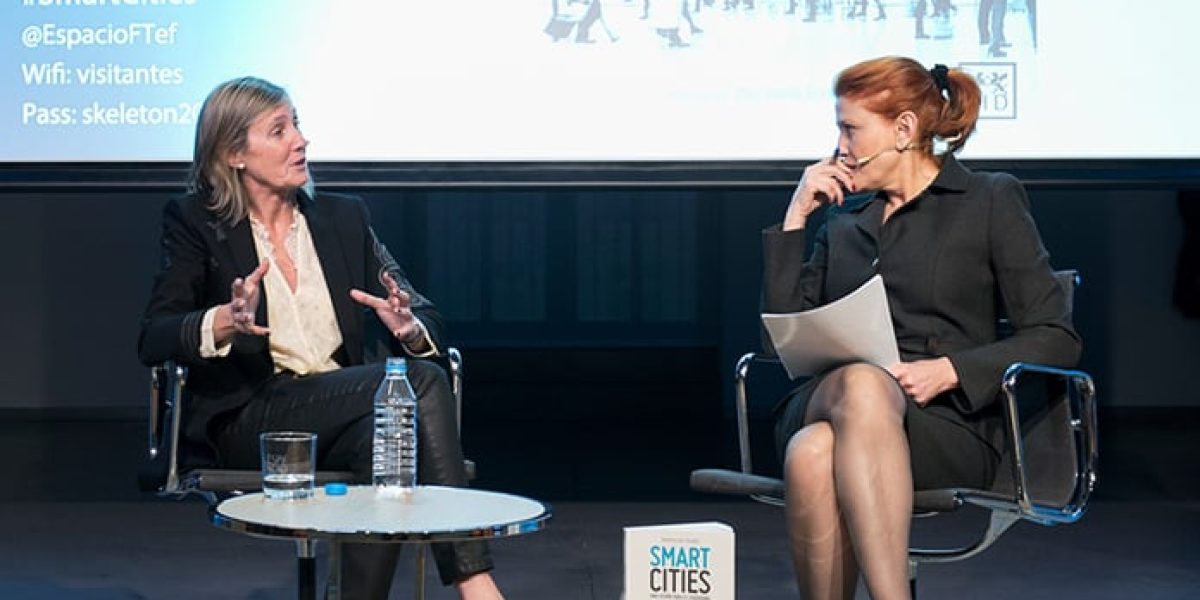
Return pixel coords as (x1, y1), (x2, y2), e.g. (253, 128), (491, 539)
(850, 193), (883, 248)
(223, 218), (259, 285)
(211, 215), (271, 354)
(301, 196), (360, 360)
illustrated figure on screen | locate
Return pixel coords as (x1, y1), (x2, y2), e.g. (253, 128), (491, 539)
(1025, 0), (1037, 50)
(545, 0), (576, 41)
(645, 0), (705, 34)
(764, 57), (1079, 599)
(931, 0), (957, 18)
(978, 0), (1009, 56)
(786, 0), (820, 22)
(576, 0), (620, 43)
(914, 0), (930, 39)
(648, 0), (702, 47)
(915, 0), (955, 40)
(846, 0), (885, 20)
(546, 0), (617, 43)
(137, 77), (507, 600)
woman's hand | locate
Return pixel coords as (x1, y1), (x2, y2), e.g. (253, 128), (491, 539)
(887, 357), (960, 406)
(783, 155), (856, 231)
(350, 272), (423, 347)
(220, 261), (271, 338)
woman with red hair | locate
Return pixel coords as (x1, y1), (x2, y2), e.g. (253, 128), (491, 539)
(764, 56), (1080, 599)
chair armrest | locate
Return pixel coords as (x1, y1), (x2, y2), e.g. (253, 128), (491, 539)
(149, 365), (164, 460)
(733, 352), (783, 475)
(690, 468), (786, 502)
(447, 347), (463, 434)
(445, 347), (477, 481)
(980, 362), (1097, 525)
(148, 361), (189, 494)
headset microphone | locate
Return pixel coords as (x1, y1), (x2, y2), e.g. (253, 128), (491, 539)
(839, 141), (913, 169)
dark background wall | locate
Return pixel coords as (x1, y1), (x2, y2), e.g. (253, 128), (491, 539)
(1, 171), (1197, 500)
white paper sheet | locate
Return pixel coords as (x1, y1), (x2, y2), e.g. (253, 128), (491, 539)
(762, 274), (900, 379)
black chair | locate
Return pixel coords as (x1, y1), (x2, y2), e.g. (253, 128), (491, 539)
(143, 348), (470, 600)
(690, 272), (1097, 597)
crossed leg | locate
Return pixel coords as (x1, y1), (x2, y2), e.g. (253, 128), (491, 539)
(783, 363), (912, 600)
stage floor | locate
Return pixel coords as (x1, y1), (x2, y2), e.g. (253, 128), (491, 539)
(0, 498), (1195, 599)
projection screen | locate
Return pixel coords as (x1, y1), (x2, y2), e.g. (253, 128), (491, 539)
(2, 0), (1195, 164)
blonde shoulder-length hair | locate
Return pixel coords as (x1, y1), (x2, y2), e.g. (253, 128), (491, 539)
(186, 76), (291, 225)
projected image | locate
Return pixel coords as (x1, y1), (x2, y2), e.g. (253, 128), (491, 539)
(0, 1), (1191, 161)
(543, 0), (1036, 57)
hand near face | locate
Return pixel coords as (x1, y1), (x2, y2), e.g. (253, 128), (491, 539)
(783, 154), (856, 231)
(229, 261), (271, 337)
(350, 272), (420, 344)
(887, 357), (960, 406)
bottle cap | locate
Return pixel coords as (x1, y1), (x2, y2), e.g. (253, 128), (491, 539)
(384, 356), (407, 375)
(324, 482), (348, 496)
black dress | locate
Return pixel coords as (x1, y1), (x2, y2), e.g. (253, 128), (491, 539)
(763, 155), (1080, 490)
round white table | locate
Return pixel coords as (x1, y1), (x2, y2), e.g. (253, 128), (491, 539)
(211, 485), (551, 600)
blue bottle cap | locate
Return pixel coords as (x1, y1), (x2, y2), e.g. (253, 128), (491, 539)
(385, 357), (408, 375)
(324, 482), (348, 496)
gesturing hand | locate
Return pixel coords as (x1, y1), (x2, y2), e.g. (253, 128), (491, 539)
(887, 357), (960, 406)
(783, 153), (856, 231)
(229, 261), (270, 337)
(349, 272), (421, 344)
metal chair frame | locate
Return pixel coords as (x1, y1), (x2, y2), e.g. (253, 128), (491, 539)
(692, 273), (1098, 596)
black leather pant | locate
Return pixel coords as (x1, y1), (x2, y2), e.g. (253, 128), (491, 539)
(215, 359), (493, 598)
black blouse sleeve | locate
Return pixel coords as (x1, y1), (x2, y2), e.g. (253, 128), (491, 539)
(761, 223), (829, 313)
(946, 175), (1082, 413)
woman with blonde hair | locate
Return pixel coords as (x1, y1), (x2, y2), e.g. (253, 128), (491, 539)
(139, 76), (504, 600)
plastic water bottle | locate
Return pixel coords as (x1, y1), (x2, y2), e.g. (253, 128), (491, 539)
(373, 357), (418, 493)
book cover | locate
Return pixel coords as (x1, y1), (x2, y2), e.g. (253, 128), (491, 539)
(623, 521), (734, 600)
